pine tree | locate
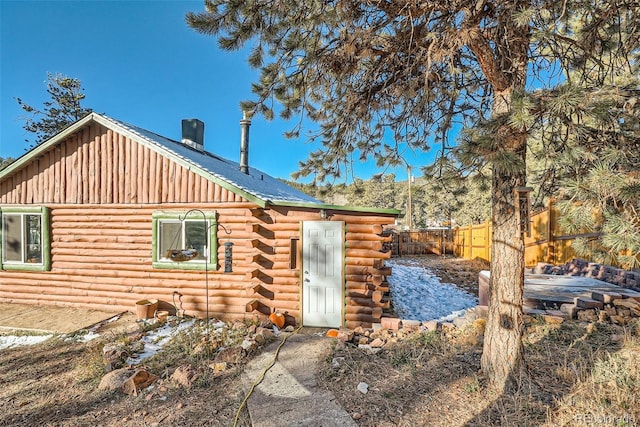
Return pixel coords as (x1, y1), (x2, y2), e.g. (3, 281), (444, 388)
(0, 157), (15, 171)
(187, 1), (640, 390)
(16, 72), (92, 145)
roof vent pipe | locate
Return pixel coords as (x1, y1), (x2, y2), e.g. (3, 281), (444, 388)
(182, 119), (205, 151)
(239, 111), (251, 174)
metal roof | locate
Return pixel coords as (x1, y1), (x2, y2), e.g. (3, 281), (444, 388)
(1, 112), (399, 215)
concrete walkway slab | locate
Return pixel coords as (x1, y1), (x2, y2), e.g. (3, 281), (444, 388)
(242, 329), (356, 427)
(0, 303), (123, 334)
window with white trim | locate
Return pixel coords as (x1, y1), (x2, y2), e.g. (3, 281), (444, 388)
(1, 207), (51, 271)
(152, 211), (217, 270)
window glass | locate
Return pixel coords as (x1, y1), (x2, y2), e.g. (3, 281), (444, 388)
(3, 214), (23, 262)
(185, 220), (207, 261)
(26, 215), (42, 264)
(159, 221), (181, 260)
(158, 220), (208, 262)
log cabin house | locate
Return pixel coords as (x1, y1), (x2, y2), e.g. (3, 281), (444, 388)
(0, 113), (398, 328)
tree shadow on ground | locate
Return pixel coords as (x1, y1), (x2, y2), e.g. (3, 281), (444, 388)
(319, 319), (637, 426)
(0, 334), (251, 427)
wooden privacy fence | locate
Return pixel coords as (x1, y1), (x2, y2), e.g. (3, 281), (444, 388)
(387, 229), (454, 256)
(452, 200), (601, 266)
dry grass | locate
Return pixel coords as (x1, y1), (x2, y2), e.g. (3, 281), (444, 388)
(319, 316), (640, 426)
(0, 318), (253, 426)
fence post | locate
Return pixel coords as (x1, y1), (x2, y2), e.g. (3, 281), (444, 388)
(484, 220), (490, 262)
(547, 199), (555, 264)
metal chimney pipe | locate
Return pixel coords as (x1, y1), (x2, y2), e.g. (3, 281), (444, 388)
(239, 111), (251, 174)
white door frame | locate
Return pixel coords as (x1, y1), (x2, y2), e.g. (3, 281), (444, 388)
(301, 220), (344, 327)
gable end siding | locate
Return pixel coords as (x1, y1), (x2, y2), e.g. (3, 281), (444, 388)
(0, 124), (247, 205)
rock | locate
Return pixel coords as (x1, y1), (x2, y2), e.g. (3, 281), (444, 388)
(214, 346), (246, 364)
(334, 341), (346, 352)
(254, 333), (266, 345)
(171, 364), (199, 388)
(255, 327), (275, 339)
(99, 368), (158, 396)
(369, 338), (385, 348)
(560, 303), (580, 320)
(541, 314), (565, 324)
(259, 319), (273, 328)
(609, 315), (626, 325)
(358, 337), (369, 345)
(422, 320), (441, 331)
(331, 357), (345, 369)
(617, 308), (632, 318)
(352, 412), (363, 420)
(99, 368), (135, 392)
(380, 317), (402, 331)
(284, 325), (295, 332)
(357, 382), (369, 394)
(613, 298), (640, 316)
(453, 316), (469, 328)
(241, 339), (257, 351)
(102, 343), (129, 371)
(231, 320), (246, 331)
(337, 329), (354, 342)
(401, 319), (421, 331)
(370, 328), (391, 340)
(577, 309), (598, 322)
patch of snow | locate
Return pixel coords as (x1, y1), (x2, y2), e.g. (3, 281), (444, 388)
(0, 334), (52, 351)
(76, 331), (101, 343)
(126, 319), (196, 365)
(387, 259), (477, 322)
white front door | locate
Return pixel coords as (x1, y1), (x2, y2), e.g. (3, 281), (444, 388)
(302, 221), (344, 327)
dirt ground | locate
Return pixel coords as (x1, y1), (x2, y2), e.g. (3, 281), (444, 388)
(1, 255), (638, 426)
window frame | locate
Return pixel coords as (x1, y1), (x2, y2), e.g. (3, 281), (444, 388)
(152, 210), (218, 270)
(0, 206), (51, 271)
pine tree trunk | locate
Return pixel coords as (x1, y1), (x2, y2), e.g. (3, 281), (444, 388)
(480, 88), (527, 391)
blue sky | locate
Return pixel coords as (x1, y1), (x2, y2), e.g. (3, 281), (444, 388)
(1, 0), (433, 183)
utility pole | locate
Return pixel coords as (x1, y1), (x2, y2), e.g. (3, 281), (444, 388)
(407, 165), (412, 230)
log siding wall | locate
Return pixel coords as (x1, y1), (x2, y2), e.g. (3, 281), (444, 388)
(0, 203), (393, 326)
(0, 125), (395, 327)
(0, 124), (246, 205)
